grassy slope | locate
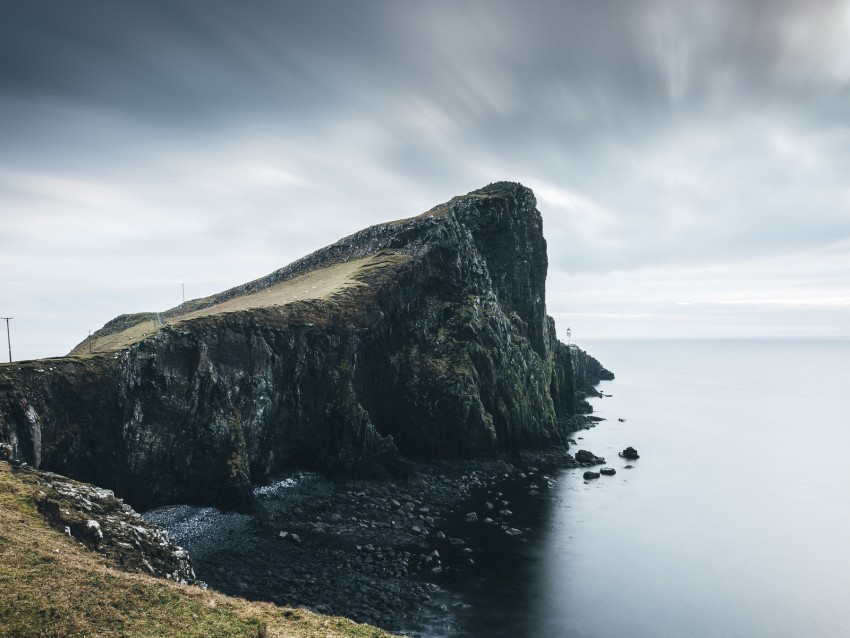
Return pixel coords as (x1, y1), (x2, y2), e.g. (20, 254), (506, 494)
(70, 252), (408, 357)
(0, 462), (396, 638)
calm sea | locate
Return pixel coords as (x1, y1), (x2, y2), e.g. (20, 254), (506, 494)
(451, 339), (850, 638)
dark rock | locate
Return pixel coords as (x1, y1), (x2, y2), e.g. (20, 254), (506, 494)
(583, 471), (600, 480)
(619, 447), (640, 460)
(575, 449), (605, 465)
(599, 467), (616, 476)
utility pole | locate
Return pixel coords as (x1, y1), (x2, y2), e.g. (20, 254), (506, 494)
(88, 330), (92, 354)
(1, 317), (12, 362)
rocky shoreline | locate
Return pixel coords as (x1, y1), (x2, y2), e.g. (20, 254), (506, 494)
(144, 419), (616, 636)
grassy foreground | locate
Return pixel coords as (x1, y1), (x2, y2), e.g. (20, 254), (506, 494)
(0, 462), (396, 638)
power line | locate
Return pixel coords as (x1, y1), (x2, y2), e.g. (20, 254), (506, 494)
(1, 317), (12, 362)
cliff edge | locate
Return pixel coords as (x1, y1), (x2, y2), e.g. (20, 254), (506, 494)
(0, 182), (612, 509)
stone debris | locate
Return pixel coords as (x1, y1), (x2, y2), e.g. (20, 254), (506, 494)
(141, 452), (580, 633)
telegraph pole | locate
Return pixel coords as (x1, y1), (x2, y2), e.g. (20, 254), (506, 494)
(1, 317), (12, 362)
(88, 330), (93, 354)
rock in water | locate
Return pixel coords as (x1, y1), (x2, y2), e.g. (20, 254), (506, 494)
(0, 182), (612, 510)
(575, 449), (605, 465)
(619, 447), (640, 460)
(583, 471), (601, 480)
(599, 467), (616, 476)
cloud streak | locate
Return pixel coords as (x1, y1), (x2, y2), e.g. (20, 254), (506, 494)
(1, 0), (849, 358)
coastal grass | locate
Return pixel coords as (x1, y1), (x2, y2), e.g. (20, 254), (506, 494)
(0, 462), (396, 638)
(74, 251), (408, 356)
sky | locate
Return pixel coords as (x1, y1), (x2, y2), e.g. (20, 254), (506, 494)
(1, 0), (849, 361)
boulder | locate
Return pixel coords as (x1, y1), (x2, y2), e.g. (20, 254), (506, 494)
(599, 467), (616, 476)
(619, 447), (640, 460)
(583, 471), (600, 480)
(575, 449), (605, 465)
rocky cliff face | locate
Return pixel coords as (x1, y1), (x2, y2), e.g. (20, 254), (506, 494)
(0, 182), (612, 510)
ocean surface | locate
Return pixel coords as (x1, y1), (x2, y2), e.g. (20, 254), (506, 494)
(449, 339), (850, 638)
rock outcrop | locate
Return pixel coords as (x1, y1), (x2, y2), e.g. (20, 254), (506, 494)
(0, 182), (612, 509)
(6, 459), (195, 582)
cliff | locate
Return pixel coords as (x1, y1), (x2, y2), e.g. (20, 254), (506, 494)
(0, 182), (612, 510)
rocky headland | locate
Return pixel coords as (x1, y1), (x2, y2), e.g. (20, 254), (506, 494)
(0, 182), (614, 636)
(0, 182), (612, 511)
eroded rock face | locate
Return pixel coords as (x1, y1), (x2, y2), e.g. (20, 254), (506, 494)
(0, 182), (611, 509)
(9, 462), (196, 582)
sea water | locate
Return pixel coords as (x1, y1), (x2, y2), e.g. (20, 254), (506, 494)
(452, 339), (850, 637)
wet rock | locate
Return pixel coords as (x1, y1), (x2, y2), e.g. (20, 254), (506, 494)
(599, 467), (616, 476)
(465, 512), (478, 523)
(575, 450), (605, 465)
(583, 471), (600, 480)
(619, 447), (640, 460)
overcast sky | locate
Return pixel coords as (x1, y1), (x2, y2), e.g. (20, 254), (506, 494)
(2, 0), (849, 360)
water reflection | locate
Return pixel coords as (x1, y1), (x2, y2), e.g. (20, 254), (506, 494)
(445, 340), (850, 638)
(443, 469), (566, 637)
